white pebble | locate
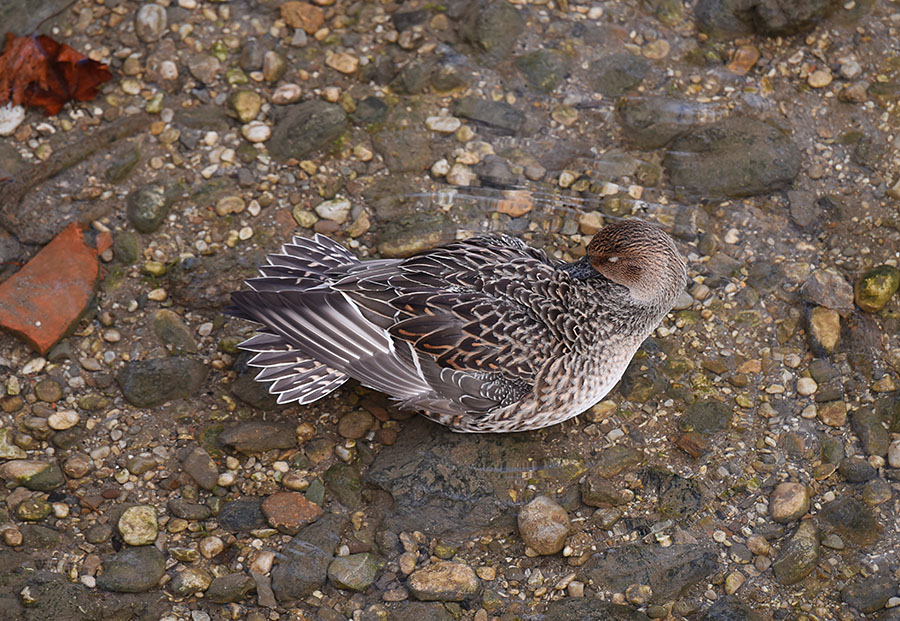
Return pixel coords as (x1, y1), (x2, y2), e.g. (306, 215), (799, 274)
(23, 358), (47, 375)
(0, 103), (26, 137)
(48, 410), (80, 430)
(425, 116), (462, 134)
(796, 377), (817, 396)
(272, 84), (302, 105)
(724, 228), (740, 244)
(241, 121), (271, 143)
(239, 226), (254, 240)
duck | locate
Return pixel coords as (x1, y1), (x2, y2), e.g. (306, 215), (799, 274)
(228, 218), (687, 432)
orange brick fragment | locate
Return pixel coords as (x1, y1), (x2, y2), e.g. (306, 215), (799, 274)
(0, 223), (101, 354)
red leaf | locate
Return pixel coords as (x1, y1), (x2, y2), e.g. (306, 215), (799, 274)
(0, 32), (112, 116)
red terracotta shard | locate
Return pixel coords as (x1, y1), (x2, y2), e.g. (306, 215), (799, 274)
(0, 223), (102, 354)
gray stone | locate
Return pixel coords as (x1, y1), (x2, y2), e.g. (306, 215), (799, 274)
(168, 498), (212, 521)
(515, 49), (570, 93)
(206, 573), (256, 603)
(841, 574), (895, 614)
(151, 309), (199, 354)
(583, 544), (718, 603)
(135, 4), (167, 42)
(680, 400), (733, 434)
(218, 499), (268, 533)
(695, 0), (837, 36)
(664, 117), (802, 198)
(230, 372), (285, 410)
(272, 513), (348, 601)
(590, 53), (650, 97)
(802, 269), (855, 313)
(218, 421), (297, 454)
(126, 185), (174, 234)
(459, 0), (524, 63)
(407, 561), (481, 602)
(0, 459), (65, 491)
(168, 566), (213, 595)
(180, 445), (219, 490)
(117, 357), (208, 408)
(327, 553), (383, 591)
(772, 521), (818, 585)
(268, 101), (348, 161)
(371, 130), (432, 173)
(453, 96), (525, 135)
(700, 596), (764, 620)
(97, 546), (166, 593)
(851, 408), (891, 457)
(839, 456), (876, 482)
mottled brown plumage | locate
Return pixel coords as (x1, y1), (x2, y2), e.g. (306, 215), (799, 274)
(228, 219), (687, 432)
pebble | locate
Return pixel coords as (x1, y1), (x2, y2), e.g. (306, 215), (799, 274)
(315, 198), (352, 224)
(272, 84), (303, 104)
(241, 121), (271, 143)
(446, 163), (475, 186)
(216, 196), (246, 217)
(206, 573), (256, 604)
(118, 505), (158, 546)
(169, 566), (213, 595)
(200, 536), (225, 559)
(97, 547), (166, 593)
(796, 377), (817, 396)
(517, 496), (571, 555)
(888, 441), (900, 469)
(327, 553), (382, 591)
(818, 400), (847, 427)
(337, 410), (374, 439)
(769, 482), (810, 523)
(135, 4), (167, 42)
(0, 103), (25, 137)
(807, 69), (833, 88)
(772, 520), (819, 585)
(426, 116), (462, 133)
(46, 409), (79, 431)
(326, 52), (359, 74)
(407, 561), (481, 601)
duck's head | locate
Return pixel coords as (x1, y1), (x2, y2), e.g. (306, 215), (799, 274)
(587, 219), (687, 306)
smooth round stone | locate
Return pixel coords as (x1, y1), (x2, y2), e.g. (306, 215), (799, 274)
(327, 553), (383, 591)
(517, 496), (571, 555)
(854, 265), (900, 313)
(0, 103), (25, 137)
(241, 121), (271, 143)
(200, 535), (225, 559)
(34, 379), (63, 402)
(48, 409), (79, 430)
(169, 566), (213, 595)
(796, 377), (817, 396)
(96, 547), (166, 593)
(118, 506), (158, 545)
(769, 482), (810, 523)
(888, 441), (900, 469)
(807, 69), (833, 88)
(135, 4), (167, 42)
(337, 410), (374, 439)
(272, 83), (303, 104)
(314, 198), (352, 224)
(229, 90), (262, 123)
(425, 116), (461, 134)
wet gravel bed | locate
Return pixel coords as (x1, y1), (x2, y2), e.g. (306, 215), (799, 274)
(1, 0), (900, 619)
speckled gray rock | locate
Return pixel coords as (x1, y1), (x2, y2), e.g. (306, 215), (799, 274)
(680, 400), (733, 435)
(819, 496), (880, 546)
(168, 566), (213, 595)
(327, 553), (383, 591)
(272, 513), (348, 601)
(126, 185), (173, 234)
(664, 117), (801, 198)
(97, 546), (166, 593)
(517, 496), (571, 555)
(801, 269), (855, 313)
(700, 596), (764, 620)
(841, 574), (895, 614)
(268, 101), (348, 161)
(206, 573), (256, 603)
(695, 0), (836, 36)
(617, 96), (699, 149)
(516, 49), (570, 93)
(850, 408), (891, 457)
(218, 499), (268, 533)
(151, 309), (198, 354)
(584, 544), (717, 604)
(772, 520), (818, 585)
(218, 421), (297, 454)
(117, 357), (207, 408)
(371, 129), (432, 173)
(453, 96), (525, 135)
(590, 53), (650, 97)
(459, 0), (523, 63)
(179, 445), (219, 491)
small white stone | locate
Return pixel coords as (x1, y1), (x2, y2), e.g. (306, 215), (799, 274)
(800, 404), (817, 419)
(217, 472), (235, 487)
(808, 69), (833, 88)
(250, 550), (276, 574)
(887, 441), (900, 469)
(200, 536), (225, 559)
(238, 226), (254, 240)
(446, 163), (474, 186)
(0, 103), (26, 136)
(272, 83), (302, 104)
(198, 322), (213, 337)
(22, 358), (47, 375)
(147, 288), (168, 302)
(315, 198), (352, 224)
(425, 116), (462, 134)
(178, 0), (197, 8)
(241, 121), (271, 143)
(80, 575), (96, 588)
(431, 159), (450, 177)
(724, 228), (740, 244)
(159, 61), (178, 80)
(48, 410), (79, 431)
(796, 377), (817, 396)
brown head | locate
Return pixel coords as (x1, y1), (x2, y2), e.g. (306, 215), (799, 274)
(587, 219), (687, 306)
